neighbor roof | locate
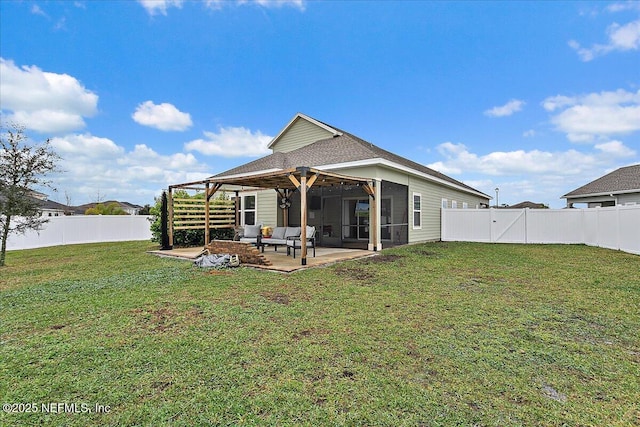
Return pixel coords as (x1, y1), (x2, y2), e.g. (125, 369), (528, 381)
(563, 164), (640, 198)
(508, 201), (548, 209)
(216, 116), (489, 198)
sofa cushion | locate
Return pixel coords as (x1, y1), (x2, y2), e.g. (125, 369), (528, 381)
(271, 226), (286, 240)
(243, 224), (261, 238)
(284, 227), (301, 238)
(306, 226), (315, 238)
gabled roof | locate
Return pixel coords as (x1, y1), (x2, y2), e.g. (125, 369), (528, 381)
(266, 113), (343, 149)
(563, 164), (640, 199)
(216, 115), (489, 199)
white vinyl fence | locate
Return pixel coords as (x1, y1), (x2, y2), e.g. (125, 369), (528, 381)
(441, 205), (640, 255)
(6, 215), (153, 251)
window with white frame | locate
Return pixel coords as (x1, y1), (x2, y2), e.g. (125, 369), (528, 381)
(463, 202), (468, 209)
(239, 193), (257, 225)
(413, 193), (422, 229)
(441, 198), (448, 209)
(451, 200), (458, 209)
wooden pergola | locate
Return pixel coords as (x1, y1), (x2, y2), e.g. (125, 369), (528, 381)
(169, 166), (381, 265)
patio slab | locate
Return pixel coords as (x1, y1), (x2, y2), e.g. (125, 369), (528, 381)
(149, 246), (375, 272)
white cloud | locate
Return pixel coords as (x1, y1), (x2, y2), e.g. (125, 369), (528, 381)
(594, 140), (637, 157)
(137, 0), (183, 16)
(522, 129), (536, 138)
(428, 141), (636, 177)
(484, 99), (525, 117)
(185, 126), (272, 157)
(31, 5), (47, 17)
(606, 2), (640, 13)
(0, 58), (98, 133)
(132, 101), (192, 131)
(427, 141), (637, 207)
(138, 0), (304, 15)
(251, 0), (305, 9)
(50, 133), (124, 158)
(49, 133), (210, 204)
(542, 89), (640, 142)
(569, 19), (640, 61)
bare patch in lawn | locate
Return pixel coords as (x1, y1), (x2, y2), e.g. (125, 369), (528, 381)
(130, 302), (204, 333)
(334, 266), (376, 281)
(262, 292), (290, 305)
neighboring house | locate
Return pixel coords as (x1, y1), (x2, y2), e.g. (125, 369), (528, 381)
(37, 198), (69, 217)
(562, 164), (640, 208)
(203, 113), (490, 249)
(74, 201), (144, 215)
(0, 192), (69, 217)
(507, 201), (548, 209)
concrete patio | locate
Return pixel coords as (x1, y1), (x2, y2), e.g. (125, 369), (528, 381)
(149, 245), (374, 272)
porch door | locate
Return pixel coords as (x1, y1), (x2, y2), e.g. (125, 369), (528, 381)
(343, 199), (370, 240)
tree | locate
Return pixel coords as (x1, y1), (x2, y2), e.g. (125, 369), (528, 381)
(84, 202), (128, 215)
(0, 123), (60, 267)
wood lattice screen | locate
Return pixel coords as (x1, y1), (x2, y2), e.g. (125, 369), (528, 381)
(172, 198), (235, 230)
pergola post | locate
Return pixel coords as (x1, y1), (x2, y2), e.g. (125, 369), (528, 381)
(204, 182), (210, 246)
(289, 167), (319, 266)
(167, 187), (174, 248)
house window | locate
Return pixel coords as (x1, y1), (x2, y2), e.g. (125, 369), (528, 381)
(413, 193), (422, 229)
(451, 200), (458, 209)
(239, 193), (257, 225)
(441, 198), (448, 209)
(463, 202), (468, 209)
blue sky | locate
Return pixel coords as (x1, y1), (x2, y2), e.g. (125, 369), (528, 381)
(1, 0), (639, 208)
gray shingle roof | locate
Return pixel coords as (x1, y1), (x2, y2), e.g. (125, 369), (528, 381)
(563, 164), (640, 198)
(215, 125), (487, 197)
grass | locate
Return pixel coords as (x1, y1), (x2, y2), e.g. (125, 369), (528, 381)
(1, 241), (639, 426)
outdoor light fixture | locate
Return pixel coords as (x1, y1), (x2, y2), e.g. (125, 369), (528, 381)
(495, 187), (500, 208)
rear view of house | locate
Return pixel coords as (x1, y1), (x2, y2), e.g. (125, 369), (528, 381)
(170, 113), (490, 257)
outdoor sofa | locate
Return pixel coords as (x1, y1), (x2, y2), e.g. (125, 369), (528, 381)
(262, 226), (316, 255)
(237, 224), (316, 257)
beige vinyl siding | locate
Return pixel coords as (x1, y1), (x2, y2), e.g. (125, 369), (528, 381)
(326, 165), (409, 186)
(256, 190), (277, 226)
(409, 177), (487, 242)
(271, 119), (334, 153)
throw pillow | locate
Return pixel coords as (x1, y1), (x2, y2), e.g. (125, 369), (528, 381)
(271, 227), (286, 239)
(244, 224), (261, 238)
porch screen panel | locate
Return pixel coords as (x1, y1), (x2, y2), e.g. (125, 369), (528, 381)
(381, 181), (408, 245)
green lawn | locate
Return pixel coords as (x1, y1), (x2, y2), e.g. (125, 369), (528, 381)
(1, 241), (639, 426)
